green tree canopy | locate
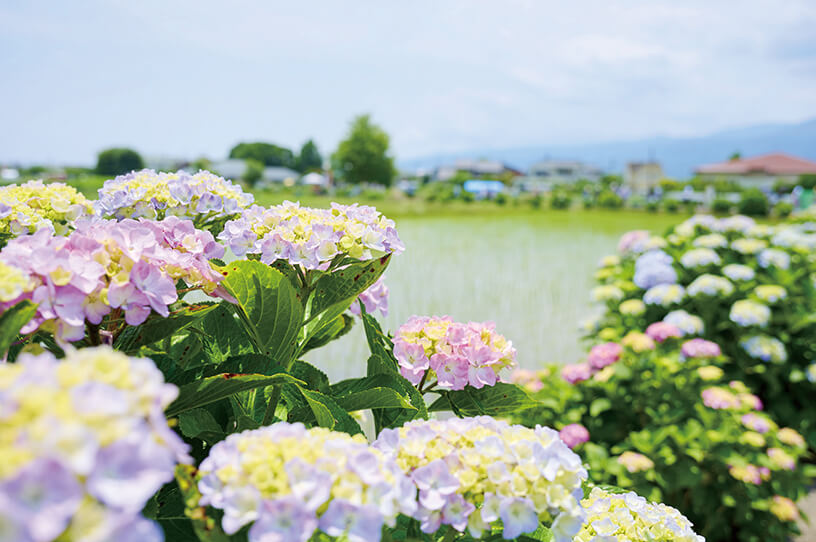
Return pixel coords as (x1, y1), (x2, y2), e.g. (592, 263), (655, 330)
(297, 139), (323, 172)
(95, 148), (144, 176)
(331, 115), (395, 186)
(243, 159), (264, 187)
(229, 142), (296, 169)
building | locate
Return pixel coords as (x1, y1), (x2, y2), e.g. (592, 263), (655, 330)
(209, 159), (248, 180)
(259, 166), (300, 187)
(624, 162), (664, 192)
(434, 159), (521, 181)
(463, 179), (505, 199)
(695, 153), (816, 189)
(527, 160), (603, 183)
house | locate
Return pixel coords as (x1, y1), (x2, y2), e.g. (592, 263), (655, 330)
(625, 162), (664, 192)
(463, 179), (505, 199)
(209, 159), (248, 180)
(434, 159), (521, 181)
(301, 172), (329, 187)
(527, 160), (603, 183)
(259, 166), (300, 188)
(695, 153), (816, 189)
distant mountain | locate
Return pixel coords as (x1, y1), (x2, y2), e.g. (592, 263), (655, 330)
(399, 118), (816, 178)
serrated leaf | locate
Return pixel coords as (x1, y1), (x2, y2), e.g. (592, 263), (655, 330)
(428, 383), (539, 417)
(0, 300), (37, 356)
(294, 388), (363, 435)
(114, 303), (217, 354)
(178, 408), (225, 444)
(220, 260), (303, 363)
(290, 360), (331, 393)
(166, 372), (304, 416)
(199, 302), (254, 362)
(300, 313), (355, 355)
(333, 387), (417, 412)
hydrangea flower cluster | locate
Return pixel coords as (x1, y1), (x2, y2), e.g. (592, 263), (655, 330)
(0, 346), (188, 542)
(681, 338), (722, 359)
(559, 424), (590, 449)
(633, 250), (677, 289)
(574, 487), (703, 542)
(740, 335), (787, 363)
(722, 263), (755, 281)
(562, 342), (624, 384)
(729, 299), (771, 328)
(687, 274), (734, 297)
(616, 451), (654, 473)
(349, 276), (389, 317)
(196, 423), (415, 542)
(218, 201), (404, 269)
(754, 285), (787, 303)
(643, 283), (685, 307)
(680, 247), (721, 268)
(373, 417), (587, 541)
(663, 310), (705, 335)
(392, 316), (516, 390)
(0, 180), (94, 239)
(95, 169), (254, 227)
(0, 217), (227, 341)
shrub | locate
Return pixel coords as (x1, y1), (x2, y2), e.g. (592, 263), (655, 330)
(711, 198), (732, 215)
(460, 189), (475, 203)
(597, 190), (623, 209)
(494, 192), (508, 205)
(664, 199), (680, 213)
(738, 188), (769, 216)
(646, 200), (659, 213)
(95, 147), (144, 175)
(550, 191), (572, 209)
(774, 201), (793, 218)
(528, 193), (542, 208)
(799, 173), (816, 190)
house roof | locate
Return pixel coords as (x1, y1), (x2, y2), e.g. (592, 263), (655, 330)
(695, 153), (816, 175)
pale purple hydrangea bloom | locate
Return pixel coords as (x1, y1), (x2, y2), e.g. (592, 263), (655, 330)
(645, 322), (683, 342)
(758, 248), (791, 270)
(349, 276), (389, 317)
(663, 310), (705, 335)
(617, 230), (650, 254)
(741, 413), (771, 434)
(722, 264), (756, 282)
(633, 250), (677, 290)
(681, 338), (722, 359)
(740, 335), (787, 363)
(0, 217), (228, 341)
(0, 347), (187, 542)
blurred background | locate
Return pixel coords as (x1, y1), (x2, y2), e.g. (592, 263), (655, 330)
(2, 0), (815, 377)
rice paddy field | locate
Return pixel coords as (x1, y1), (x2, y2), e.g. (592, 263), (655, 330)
(305, 210), (685, 381)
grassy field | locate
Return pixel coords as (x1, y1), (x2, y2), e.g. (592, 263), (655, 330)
(304, 210), (686, 381)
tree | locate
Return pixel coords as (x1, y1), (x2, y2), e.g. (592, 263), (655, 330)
(331, 114), (395, 186)
(729, 151), (742, 161)
(229, 142), (296, 169)
(243, 159), (264, 187)
(296, 140), (323, 172)
(96, 148), (144, 176)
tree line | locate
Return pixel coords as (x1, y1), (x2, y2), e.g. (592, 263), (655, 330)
(95, 114), (396, 186)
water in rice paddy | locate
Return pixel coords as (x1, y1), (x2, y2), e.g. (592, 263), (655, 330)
(305, 210), (683, 381)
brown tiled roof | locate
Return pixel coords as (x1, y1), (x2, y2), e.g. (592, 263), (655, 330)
(696, 153), (816, 175)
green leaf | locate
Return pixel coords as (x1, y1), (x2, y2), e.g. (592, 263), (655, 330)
(220, 260), (303, 363)
(294, 388), (363, 435)
(0, 300), (37, 356)
(300, 313), (355, 355)
(333, 387), (417, 412)
(201, 353), (283, 377)
(590, 397), (612, 417)
(289, 360), (331, 393)
(310, 256), (391, 317)
(114, 303), (217, 354)
(428, 383), (539, 417)
(174, 465), (232, 542)
(518, 524), (554, 542)
(166, 372), (304, 417)
(177, 408), (225, 444)
(199, 302), (255, 363)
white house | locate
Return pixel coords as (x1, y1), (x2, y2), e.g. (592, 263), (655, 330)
(527, 160), (603, 183)
(695, 153), (816, 190)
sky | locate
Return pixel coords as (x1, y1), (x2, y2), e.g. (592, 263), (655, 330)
(2, 0), (815, 166)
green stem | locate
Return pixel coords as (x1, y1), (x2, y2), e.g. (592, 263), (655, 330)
(87, 323), (101, 346)
(263, 385), (283, 425)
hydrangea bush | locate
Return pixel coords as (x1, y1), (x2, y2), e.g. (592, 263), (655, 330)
(589, 215), (816, 449)
(511, 328), (811, 541)
(0, 180), (94, 244)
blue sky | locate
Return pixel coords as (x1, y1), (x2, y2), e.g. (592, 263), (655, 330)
(2, 0), (815, 165)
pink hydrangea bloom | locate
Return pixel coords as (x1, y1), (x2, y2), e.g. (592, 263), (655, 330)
(559, 424), (590, 449)
(681, 338), (721, 359)
(701, 387), (740, 410)
(587, 342), (623, 369)
(561, 363), (592, 384)
(741, 413), (771, 434)
(393, 316), (516, 391)
(645, 322), (683, 342)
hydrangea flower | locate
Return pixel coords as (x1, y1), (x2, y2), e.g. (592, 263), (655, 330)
(729, 300), (771, 327)
(722, 263), (756, 281)
(754, 285), (787, 303)
(0, 346), (188, 542)
(616, 452), (654, 473)
(777, 428), (806, 447)
(633, 250), (677, 289)
(808, 363), (816, 383)
(392, 316), (516, 390)
(0, 180), (93, 240)
(621, 331), (655, 352)
(618, 298), (646, 316)
(374, 417), (587, 541)
(697, 365), (724, 381)
(218, 201), (404, 269)
(643, 284), (685, 307)
(740, 335), (787, 363)
(598, 255), (620, 267)
(741, 413), (771, 434)
(196, 423), (414, 542)
(674, 215), (719, 237)
(591, 285), (624, 303)
(561, 363), (592, 384)
(758, 248), (791, 270)
(96, 169), (254, 228)
(687, 274), (734, 297)
(663, 310), (705, 335)
(645, 321), (683, 342)
(740, 431), (766, 447)
(617, 230), (650, 254)
(574, 487), (703, 542)
(718, 215), (756, 233)
(729, 464), (771, 484)
(681, 338), (721, 359)
(680, 247), (721, 268)
(767, 448), (796, 471)
(702, 386), (741, 409)
(587, 342), (623, 369)
(731, 238), (767, 255)
(559, 424), (590, 449)
(0, 217), (228, 341)
(693, 232), (728, 248)
(349, 276), (389, 317)
(769, 496), (800, 522)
